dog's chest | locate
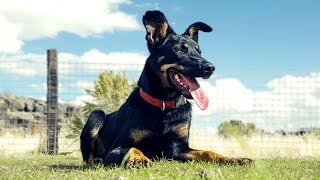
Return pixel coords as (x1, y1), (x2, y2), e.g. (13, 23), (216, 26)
(129, 107), (192, 153)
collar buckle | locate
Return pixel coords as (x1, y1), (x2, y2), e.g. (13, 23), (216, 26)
(161, 101), (166, 111)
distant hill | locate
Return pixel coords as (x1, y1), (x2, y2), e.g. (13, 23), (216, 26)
(0, 93), (80, 133)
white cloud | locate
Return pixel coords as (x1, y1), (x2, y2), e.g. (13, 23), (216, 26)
(0, 16), (23, 53)
(82, 49), (146, 65)
(0, 0), (140, 53)
(59, 49), (147, 74)
(193, 79), (254, 116)
(194, 73), (320, 131)
(0, 52), (46, 76)
(70, 94), (95, 106)
(0, 49), (146, 77)
(75, 80), (94, 91)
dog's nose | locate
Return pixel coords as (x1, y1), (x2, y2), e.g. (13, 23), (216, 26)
(202, 63), (215, 77)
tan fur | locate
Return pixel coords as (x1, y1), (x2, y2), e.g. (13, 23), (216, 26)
(121, 147), (152, 168)
(171, 122), (189, 138)
(145, 20), (168, 43)
(90, 128), (99, 139)
(160, 22), (169, 38)
(160, 64), (178, 75)
(130, 128), (152, 144)
(184, 150), (251, 165)
(160, 64), (185, 87)
(160, 64), (185, 72)
(188, 27), (197, 39)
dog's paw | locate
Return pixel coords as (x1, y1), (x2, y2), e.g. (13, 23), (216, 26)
(122, 148), (153, 169)
(126, 155), (153, 169)
(87, 154), (104, 166)
(233, 158), (254, 166)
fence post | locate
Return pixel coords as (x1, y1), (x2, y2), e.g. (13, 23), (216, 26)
(47, 49), (59, 155)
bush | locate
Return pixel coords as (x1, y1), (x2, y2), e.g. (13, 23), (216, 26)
(218, 120), (257, 138)
(66, 70), (134, 141)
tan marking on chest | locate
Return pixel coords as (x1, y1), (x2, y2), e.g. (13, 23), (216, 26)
(130, 128), (152, 144)
(170, 122), (189, 138)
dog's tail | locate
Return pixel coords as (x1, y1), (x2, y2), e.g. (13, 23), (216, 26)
(80, 110), (106, 164)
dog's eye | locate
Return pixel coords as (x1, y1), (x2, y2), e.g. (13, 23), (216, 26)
(174, 44), (188, 53)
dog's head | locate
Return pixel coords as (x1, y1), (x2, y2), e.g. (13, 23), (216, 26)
(142, 10), (215, 110)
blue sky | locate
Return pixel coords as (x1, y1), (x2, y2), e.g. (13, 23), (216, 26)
(1, 0), (320, 130)
(21, 0), (320, 88)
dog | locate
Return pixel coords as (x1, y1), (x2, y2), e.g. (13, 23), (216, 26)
(80, 10), (253, 168)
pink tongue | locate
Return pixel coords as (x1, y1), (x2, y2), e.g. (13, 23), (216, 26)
(190, 87), (209, 110)
(180, 74), (209, 110)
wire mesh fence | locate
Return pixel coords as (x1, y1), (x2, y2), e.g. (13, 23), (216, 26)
(0, 50), (319, 158)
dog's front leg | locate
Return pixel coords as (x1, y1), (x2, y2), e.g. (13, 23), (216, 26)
(182, 149), (253, 165)
(162, 120), (253, 165)
(104, 147), (152, 168)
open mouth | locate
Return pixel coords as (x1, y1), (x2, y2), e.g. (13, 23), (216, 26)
(168, 70), (209, 110)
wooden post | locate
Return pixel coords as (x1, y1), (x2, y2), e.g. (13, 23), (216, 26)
(47, 49), (58, 154)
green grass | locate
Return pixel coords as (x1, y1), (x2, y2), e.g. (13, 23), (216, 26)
(0, 154), (319, 180)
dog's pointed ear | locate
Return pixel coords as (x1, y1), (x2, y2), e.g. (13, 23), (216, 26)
(143, 10), (174, 48)
(183, 22), (212, 42)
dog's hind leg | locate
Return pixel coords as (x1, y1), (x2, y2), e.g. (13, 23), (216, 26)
(80, 110), (106, 165)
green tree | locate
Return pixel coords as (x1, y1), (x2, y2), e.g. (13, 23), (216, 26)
(66, 70), (134, 140)
(84, 70), (132, 116)
(218, 120), (257, 138)
(246, 122), (257, 135)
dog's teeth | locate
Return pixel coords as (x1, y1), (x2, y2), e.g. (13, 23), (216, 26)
(174, 74), (180, 82)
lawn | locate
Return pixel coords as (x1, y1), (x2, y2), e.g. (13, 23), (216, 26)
(0, 154), (319, 180)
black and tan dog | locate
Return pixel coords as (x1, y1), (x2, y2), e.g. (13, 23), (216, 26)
(80, 10), (253, 168)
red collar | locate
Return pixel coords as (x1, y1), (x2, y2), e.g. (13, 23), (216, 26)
(139, 88), (186, 111)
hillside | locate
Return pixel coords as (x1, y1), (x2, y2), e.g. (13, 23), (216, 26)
(0, 93), (79, 132)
